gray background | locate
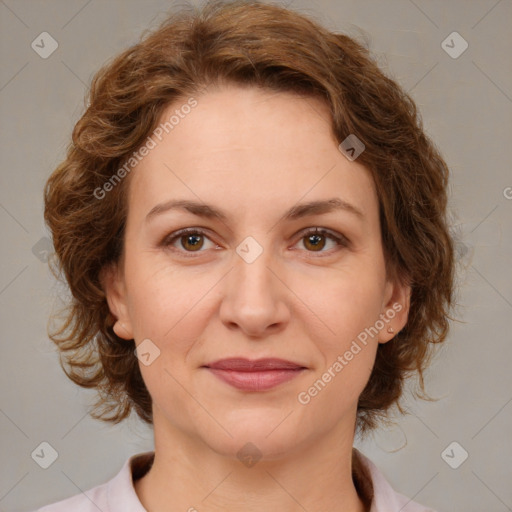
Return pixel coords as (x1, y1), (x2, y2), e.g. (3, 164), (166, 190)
(1, 0), (511, 510)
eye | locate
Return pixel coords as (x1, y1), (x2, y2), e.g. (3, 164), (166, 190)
(294, 228), (349, 254)
(162, 228), (217, 254)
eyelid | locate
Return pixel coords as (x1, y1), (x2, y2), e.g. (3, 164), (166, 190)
(297, 227), (349, 245)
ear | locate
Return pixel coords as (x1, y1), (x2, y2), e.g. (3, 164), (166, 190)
(99, 263), (134, 340)
(378, 273), (411, 344)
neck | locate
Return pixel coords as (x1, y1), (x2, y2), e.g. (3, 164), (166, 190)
(134, 420), (367, 512)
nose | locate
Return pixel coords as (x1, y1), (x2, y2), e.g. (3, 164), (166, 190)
(219, 242), (290, 338)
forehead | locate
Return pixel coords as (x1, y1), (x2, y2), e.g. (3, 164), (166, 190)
(127, 84), (377, 224)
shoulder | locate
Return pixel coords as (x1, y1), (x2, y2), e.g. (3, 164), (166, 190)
(33, 482), (109, 512)
(32, 452), (154, 512)
(353, 448), (438, 512)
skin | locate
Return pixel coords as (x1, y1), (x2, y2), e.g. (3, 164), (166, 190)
(102, 83), (411, 512)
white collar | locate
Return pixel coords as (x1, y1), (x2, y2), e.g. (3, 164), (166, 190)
(103, 449), (435, 512)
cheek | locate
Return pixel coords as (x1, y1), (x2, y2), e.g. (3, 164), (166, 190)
(296, 263), (386, 347)
(295, 275), (381, 416)
(123, 253), (206, 337)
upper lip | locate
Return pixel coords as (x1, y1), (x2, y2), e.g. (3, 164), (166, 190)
(204, 358), (305, 371)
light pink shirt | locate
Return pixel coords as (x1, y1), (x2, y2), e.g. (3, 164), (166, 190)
(34, 449), (437, 511)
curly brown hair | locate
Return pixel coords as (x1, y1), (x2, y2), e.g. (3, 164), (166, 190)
(44, 0), (455, 436)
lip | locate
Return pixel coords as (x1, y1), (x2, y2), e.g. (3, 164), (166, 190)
(203, 358), (307, 392)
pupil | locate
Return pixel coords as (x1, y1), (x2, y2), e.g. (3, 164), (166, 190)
(308, 234), (324, 250)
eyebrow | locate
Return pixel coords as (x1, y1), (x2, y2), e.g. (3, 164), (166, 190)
(145, 197), (364, 223)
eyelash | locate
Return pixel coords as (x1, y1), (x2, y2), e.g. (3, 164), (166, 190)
(161, 227), (349, 258)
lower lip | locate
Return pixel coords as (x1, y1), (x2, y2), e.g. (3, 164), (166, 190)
(206, 368), (305, 391)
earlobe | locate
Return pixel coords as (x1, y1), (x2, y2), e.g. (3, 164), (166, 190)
(112, 320), (133, 340)
(99, 263), (134, 340)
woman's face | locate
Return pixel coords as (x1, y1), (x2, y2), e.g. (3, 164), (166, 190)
(104, 84), (410, 460)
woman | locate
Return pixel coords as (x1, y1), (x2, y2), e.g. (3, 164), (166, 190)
(37, 1), (454, 510)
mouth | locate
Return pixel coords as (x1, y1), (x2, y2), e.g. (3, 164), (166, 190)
(202, 358), (307, 392)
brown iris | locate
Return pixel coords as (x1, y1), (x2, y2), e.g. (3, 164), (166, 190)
(303, 232), (326, 251)
(180, 233), (204, 251)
